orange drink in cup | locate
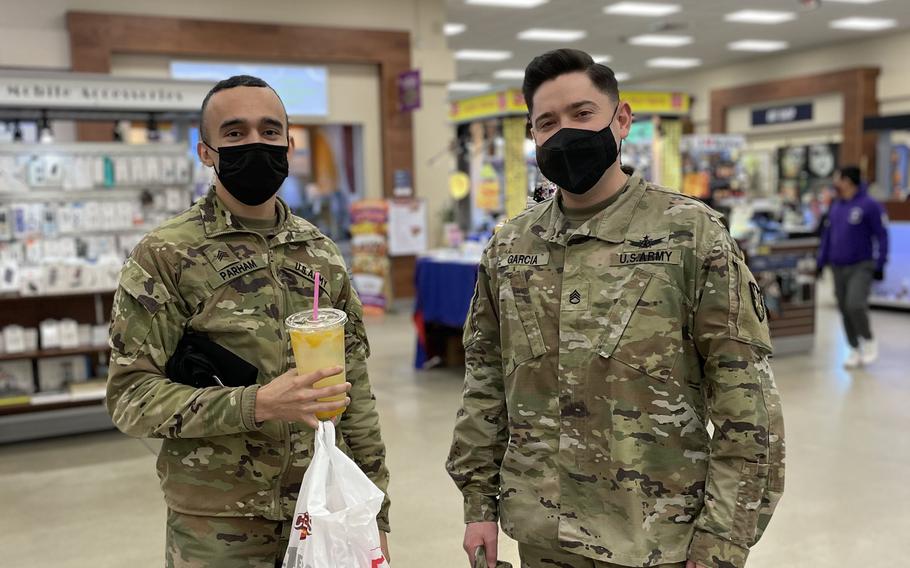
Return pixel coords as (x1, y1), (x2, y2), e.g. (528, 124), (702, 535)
(286, 308), (348, 421)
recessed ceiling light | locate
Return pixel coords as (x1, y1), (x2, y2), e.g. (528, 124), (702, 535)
(628, 34), (692, 47)
(518, 28), (588, 42)
(466, 0), (549, 7)
(454, 49), (513, 61)
(444, 23), (466, 36)
(592, 54), (612, 63)
(830, 17), (897, 31)
(824, 0), (886, 3)
(493, 69), (526, 79)
(725, 10), (796, 25)
(614, 72), (631, 82)
(449, 82), (492, 92)
(729, 39), (790, 52)
(647, 57), (702, 69)
(604, 2), (681, 17)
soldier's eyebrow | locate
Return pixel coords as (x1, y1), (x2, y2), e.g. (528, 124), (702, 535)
(219, 118), (247, 132)
(566, 100), (598, 112)
(260, 117), (285, 132)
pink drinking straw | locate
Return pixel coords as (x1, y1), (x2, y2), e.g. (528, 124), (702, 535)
(313, 272), (321, 320)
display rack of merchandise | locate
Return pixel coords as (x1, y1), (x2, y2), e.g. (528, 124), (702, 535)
(871, 201), (910, 311)
(0, 143), (195, 443)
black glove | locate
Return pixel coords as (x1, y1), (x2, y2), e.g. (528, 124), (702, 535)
(874, 268), (885, 281)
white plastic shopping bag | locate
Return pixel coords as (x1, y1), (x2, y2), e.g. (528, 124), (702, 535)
(282, 421), (390, 568)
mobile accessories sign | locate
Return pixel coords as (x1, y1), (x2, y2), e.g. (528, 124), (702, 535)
(752, 102), (813, 126)
(0, 69), (211, 111)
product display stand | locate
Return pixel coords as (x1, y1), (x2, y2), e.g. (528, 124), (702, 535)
(0, 143), (195, 443)
(746, 238), (819, 355)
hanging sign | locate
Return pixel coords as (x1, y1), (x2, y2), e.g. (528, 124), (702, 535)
(449, 88), (691, 123)
(752, 103), (813, 126)
(398, 69), (422, 112)
(0, 69), (211, 111)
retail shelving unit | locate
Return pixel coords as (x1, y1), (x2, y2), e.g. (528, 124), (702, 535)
(0, 143), (196, 443)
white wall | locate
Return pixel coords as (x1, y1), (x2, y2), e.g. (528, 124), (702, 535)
(0, 0), (456, 245)
(630, 30), (910, 134)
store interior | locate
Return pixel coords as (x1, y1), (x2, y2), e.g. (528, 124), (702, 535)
(1, 1), (909, 566)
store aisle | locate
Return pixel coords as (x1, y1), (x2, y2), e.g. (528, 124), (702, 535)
(1, 297), (908, 567)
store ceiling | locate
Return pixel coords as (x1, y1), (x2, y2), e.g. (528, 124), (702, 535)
(444, 0), (910, 98)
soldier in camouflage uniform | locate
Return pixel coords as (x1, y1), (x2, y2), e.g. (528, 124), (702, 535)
(107, 75), (390, 567)
(448, 50), (784, 568)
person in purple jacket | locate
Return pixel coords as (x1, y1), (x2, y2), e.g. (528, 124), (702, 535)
(817, 166), (889, 368)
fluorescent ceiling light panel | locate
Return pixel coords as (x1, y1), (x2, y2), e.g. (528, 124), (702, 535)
(454, 49), (513, 61)
(449, 82), (492, 91)
(614, 72), (631, 82)
(628, 34), (692, 47)
(647, 57), (702, 68)
(725, 10), (796, 25)
(466, 0), (549, 7)
(591, 54), (612, 63)
(728, 39), (789, 52)
(493, 69), (526, 79)
(518, 28), (588, 41)
(444, 23), (466, 36)
(830, 17), (897, 31)
(604, 2), (681, 17)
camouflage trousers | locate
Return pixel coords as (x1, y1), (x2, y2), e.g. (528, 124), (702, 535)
(518, 543), (687, 568)
(165, 509), (291, 568)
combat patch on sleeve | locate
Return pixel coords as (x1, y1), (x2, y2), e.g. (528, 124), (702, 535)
(749, 281), (767, 322)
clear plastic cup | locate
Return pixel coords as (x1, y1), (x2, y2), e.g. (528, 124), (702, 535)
(286, 308), (348, 421)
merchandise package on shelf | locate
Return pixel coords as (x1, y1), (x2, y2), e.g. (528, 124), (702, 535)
(0, 146), (194, 191)
(37, 356), (90, 393)
(0, 143), (196, 299)
(2, 325), (27, 354)
(0, 359), (35, 401)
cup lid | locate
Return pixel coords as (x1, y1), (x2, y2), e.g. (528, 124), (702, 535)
(286, 308), (348, 331)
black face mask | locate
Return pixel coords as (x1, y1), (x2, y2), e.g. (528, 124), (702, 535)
(535, 106), (620, 195)
(204, 141), (289, 206)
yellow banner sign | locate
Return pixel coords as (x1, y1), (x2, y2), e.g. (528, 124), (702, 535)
(623, 91), (690, 115)
(449, 89), (528, 123)
(449, 89), (690, 122)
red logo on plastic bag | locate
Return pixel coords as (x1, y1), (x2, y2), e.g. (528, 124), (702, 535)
(295, 512), (313, 540)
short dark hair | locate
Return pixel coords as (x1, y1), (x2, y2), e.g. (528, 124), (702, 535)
(199, 75), (287, 142)
(838, 166), (862, 187)
(522, 49), (620, 115)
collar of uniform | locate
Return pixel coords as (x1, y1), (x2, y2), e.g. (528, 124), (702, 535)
(537, 169), (647, 245)
(200, 188), (319, 244)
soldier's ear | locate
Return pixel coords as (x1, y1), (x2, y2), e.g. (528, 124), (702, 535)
(197, 141), (216, 167)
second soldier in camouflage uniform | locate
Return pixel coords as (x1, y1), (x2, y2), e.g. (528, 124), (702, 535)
(107, 76), (390, 567)
(448, 50), (784, 568)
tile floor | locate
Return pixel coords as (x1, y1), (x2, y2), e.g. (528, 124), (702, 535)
(1, 281), (908, 567)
